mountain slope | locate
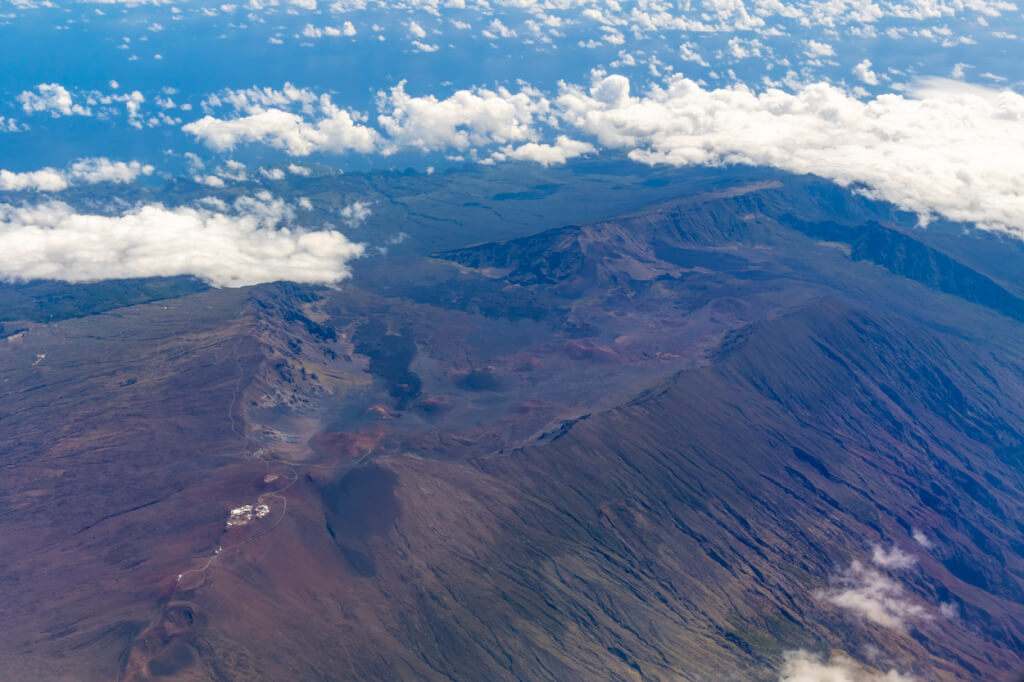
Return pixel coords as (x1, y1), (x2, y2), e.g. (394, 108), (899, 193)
(4, 170), (1024, 680)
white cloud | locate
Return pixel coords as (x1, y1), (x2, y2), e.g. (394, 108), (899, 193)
(17, 83), (91, 117)
(376, 80), (549, 153)
(0, 196), (364, 287)
(728, 37), (763, 58)
(68, 158), (154, 184)
(261, 167), (287, 180)
(206, 83), (320, 115)
(951, 62), (972, 79)
(912, 529), (934, 548)
(870, 544), (916, 569)
(287, 163), (313, 176)
(193, 174), (226, 187)
(492, 135), (595, 166)
(0, 117), (25, 133)
(340, 200), (371, 226)
(302, 23), (354, 37)
(408, 20), (427, 38)
(779, 650), (917, 681)
(680, 42), (709, 67)
(0, 169), (69, 192)
(482, 17), (516, 38)
(0, 158), (153, 192)
(815, 560), (931, 631)
(167, 73), (1024, 243)
(555, 73), (1024, 237)
(804, 39), (836, 57)
(183, 104), (380, 155)
(853, 59), (879, 85)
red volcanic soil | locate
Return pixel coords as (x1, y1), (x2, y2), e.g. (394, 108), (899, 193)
(308, 430), (383, 459)
(563, 338), (620, 362)
(5, 178), (1024, 680)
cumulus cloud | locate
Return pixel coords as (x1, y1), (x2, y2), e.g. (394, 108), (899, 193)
(555, 73), (1024, 237)
(18, 84), (91, 117)
(0, 195), (364, 287)
(815, 560), (931, 630)
(491, 134), (595, 166)
(376, 80), (549, 153)
(193, 174), (226, 188)
(206, 83), (320, 116)
(779, 650), (917, 681)
(804, 39), (836, 57)
(482, 18), (516, 38)
(0, 158), (154, 192)
(172, 73), (1024, 239)
(0, 169), (69, 192)
(340, 200), (371, 226)
(407, 20), (427, 38)
(183, 105), (379, 155)
(68, 158), (154, 184)
(303, 23), (355, 37)
(853, 59), (880, 85)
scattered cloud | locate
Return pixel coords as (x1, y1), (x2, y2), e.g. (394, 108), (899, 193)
(68, 158), (155, 184)
(0, 169), (69, 192)
(407, 20), (427, 38)
(804, 39), (835, 57)
(779, 650), (917, 681)
(853, 59), (879, 85)
(870, 544), (916, 569)
(815, 560), (931, 631)
(0, 158), (154, 192)
(491, 135), (595, 166)
(18, 83), (91, 117)
(482, 18), (516, 39)
(0, 194), (364, 287)
(340, 200), (371, 226)
(912, 529), (934, 549)
(0, 117), (25, 133)
(183, 104), (380, 155)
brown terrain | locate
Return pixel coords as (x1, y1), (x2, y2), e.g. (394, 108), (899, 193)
(3, 167), (1024, 680)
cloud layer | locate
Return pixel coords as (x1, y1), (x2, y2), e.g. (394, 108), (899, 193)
(559, 73), (1024, 236)
(178, 75), (1024, 239)
(0, 195), (364, 287)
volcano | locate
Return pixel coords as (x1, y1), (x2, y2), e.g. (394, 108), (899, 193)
(4, 162), (1024, 681)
